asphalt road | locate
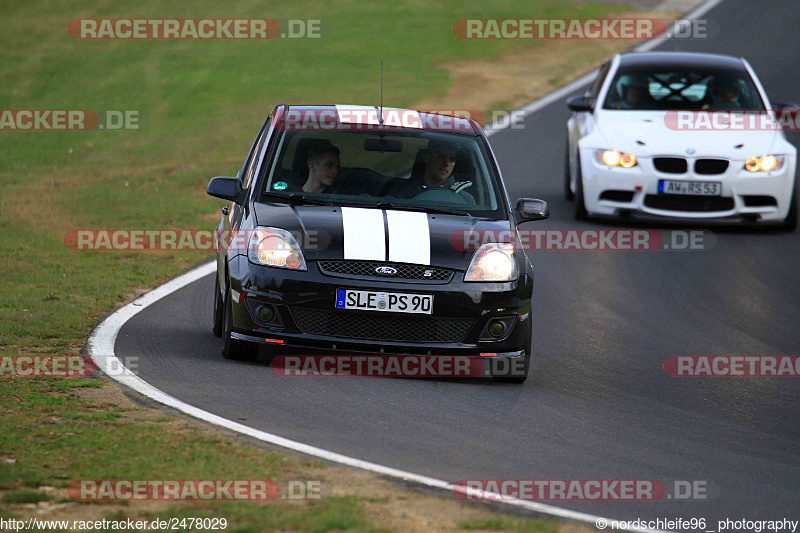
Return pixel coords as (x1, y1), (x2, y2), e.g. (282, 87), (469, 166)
(116, 0), (800, 524)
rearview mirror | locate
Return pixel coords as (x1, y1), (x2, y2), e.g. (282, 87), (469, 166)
(364, 138), (403, 152)
(514, 198), (549, 224)
(207, 176), (244, 203)
(566, 96), (593, 112)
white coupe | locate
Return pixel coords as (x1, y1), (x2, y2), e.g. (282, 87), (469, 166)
(565, 51), (797, 230)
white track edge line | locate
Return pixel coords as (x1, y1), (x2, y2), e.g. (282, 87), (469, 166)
(87, 3), (723, 529)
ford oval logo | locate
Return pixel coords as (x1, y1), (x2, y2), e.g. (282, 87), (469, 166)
(375, 266), (397, 276)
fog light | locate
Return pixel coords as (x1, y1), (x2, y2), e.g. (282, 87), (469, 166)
(488, 320), (506, 337)
(257, 305), (275, 323)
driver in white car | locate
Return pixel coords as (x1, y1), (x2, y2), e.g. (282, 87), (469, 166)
(389, 141), (475, 203)
(703, 77), (743, 110)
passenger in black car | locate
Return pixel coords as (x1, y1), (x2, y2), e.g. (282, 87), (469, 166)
(273, 142), (341, 193)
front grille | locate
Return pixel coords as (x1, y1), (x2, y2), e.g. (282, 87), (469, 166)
(318, 261), (452, 282)
(653, 157), (688, 174)
(644, 194), (734, 212)
(290, 307), (473, 343)
(695, 158), (729, 175)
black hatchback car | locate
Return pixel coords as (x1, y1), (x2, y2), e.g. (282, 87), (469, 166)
(207, 105), (548, 383)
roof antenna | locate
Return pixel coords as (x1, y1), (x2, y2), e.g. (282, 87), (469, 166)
(379, 61), (384, 125)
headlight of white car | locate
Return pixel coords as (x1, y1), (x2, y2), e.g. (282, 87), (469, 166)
(595, 149), (637, 168)
(464, 243), (519, 282)
(247, 227), (307, 270)
(744, 155), (786, 172)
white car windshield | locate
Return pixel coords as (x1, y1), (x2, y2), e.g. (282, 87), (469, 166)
(603, 67), (766, 111)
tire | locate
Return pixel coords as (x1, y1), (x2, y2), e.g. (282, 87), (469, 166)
(574, 151), (588, 220)
(212, 273), (224, 337)
(564, 136), (575, 201)
(490, 353), (530, 384)
(778, 185), (797, 232)
(221, 285), (259, 361)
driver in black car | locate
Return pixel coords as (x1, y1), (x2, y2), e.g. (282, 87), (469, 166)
(388, 141), (475, 204)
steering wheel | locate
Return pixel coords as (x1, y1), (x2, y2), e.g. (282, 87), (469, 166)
(412, 187), (470, 204)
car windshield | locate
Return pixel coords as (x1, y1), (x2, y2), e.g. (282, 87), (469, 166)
(258, 129), (506, 217)
(602, 66), (766, 111)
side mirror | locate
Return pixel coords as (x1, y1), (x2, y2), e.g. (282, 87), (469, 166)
(566, 95), (593, 112)
(207, 176), (244, 203)
(514, 198), (549, 224)
(772, 102), (799, 111)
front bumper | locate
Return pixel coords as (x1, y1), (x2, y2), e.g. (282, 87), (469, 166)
(226, 255), (533, 358)
(580, 150), (796, 222)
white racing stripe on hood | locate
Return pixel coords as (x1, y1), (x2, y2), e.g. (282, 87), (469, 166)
(341, 207), (386, 261)
(387, 210), (430, 265)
